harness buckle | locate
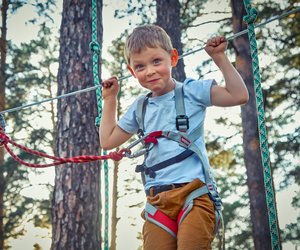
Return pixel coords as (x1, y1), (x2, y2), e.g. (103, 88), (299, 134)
(135, 164), (145, 173)
(176, 115), (189, 132)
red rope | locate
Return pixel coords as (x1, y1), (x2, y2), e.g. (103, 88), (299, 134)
(0, 128), (126, 168)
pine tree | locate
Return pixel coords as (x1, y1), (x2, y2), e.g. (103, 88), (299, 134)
(1, 1), (57, 248)
(51, 0), (103, 248)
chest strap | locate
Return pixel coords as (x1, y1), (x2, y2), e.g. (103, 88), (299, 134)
(135, 149), (194, 178)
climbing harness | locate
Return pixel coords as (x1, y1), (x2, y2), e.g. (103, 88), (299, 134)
(132, 80), (224, 240)
(145, 185), (210, 238)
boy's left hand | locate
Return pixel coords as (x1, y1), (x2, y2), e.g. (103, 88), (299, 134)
(204, 36), (227, 59)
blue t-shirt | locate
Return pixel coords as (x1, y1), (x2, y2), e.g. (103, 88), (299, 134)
(118, 78), (215, 190)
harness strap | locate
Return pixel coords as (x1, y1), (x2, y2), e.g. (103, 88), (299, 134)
(145, 202), (178, 238)
(177, 186), (209, 225)
(174, 81), (189, 132)
(174, 81), (186, 117)
(159, 130), (222, 211)
(136, 81), (188, 135)
(161, 132), (210, 181)
(135, 149), (194, 178)
(144, 186), (210, 238)
(136, 94), (151, 134)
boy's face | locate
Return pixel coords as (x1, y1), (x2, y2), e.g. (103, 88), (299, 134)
(127, 46), (178, 97)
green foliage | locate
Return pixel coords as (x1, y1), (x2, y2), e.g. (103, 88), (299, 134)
(33, 243), (42, 250)
(114, 0), (156, 24)
(10, 0), (57, 24)
(1, 2), (58, 246)
(32, 198), (52, 229)
(282, 217), (300, 246)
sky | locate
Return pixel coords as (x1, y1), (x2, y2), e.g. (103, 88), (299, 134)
(5, 0), (299, 249)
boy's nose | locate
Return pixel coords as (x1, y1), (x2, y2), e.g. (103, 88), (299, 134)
(146, 66), (155, 76)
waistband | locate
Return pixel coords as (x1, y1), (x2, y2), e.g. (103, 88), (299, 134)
(146, 183), (188, 197)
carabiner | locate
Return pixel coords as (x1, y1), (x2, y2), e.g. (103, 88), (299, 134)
(124, 134), (156, 159)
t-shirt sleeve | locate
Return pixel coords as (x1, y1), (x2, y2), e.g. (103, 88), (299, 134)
(184, 78), (217, 107)
(117, 97), (141, 134)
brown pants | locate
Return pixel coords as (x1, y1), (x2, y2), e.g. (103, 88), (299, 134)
(142, 179), (215, 250)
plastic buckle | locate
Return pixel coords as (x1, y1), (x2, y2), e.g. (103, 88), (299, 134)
(135, 164), (145, 173)
(176, 115), (189, 132)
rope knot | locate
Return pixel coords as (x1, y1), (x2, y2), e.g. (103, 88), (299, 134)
(243, 7), (258, 25)
(108, 149), (129, 161)
(89, 41), (101, 55)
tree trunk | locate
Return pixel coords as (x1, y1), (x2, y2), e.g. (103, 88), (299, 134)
(0, 0), (8, 249)
(156, 0), (186, 82)
(231, 1), (272, 249)
(51, 0), (103, 249)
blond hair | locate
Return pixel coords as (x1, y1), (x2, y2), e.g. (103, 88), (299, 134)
(124, 24), (173, 65)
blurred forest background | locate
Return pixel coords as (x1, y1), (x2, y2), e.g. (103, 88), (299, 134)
(0, 0), (299, 249)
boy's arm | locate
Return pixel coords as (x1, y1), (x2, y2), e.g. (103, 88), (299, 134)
(99, 77), (132, 150)
(205, 36), (249, 107)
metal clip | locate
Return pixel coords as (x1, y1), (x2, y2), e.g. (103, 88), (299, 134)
(124, 134), (156, 159)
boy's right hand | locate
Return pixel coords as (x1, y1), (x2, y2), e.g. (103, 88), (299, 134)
(101, 76), (119, 100)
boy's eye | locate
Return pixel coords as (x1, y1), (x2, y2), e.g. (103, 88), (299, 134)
(153, 58), (161, 65)
(135, 64), (144, 71)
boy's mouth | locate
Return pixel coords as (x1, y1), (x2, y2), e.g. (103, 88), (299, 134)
(148, 78), (160, 83)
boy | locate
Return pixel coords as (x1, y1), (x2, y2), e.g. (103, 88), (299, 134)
(100, 24), (248, 250)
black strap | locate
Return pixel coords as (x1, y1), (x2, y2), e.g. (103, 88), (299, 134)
(145, 183), (186, 196)
(135, 149), (194, 178)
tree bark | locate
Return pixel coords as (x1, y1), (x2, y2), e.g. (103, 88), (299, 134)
(231, 1), (272, 249)
(156, 0), (186, 82)
(0, 0), (8, 249)
(51, 0), (103, 249)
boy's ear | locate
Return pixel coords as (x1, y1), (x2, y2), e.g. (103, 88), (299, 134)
(127, 65), (136, 78)
(171, 49), (179, 67)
